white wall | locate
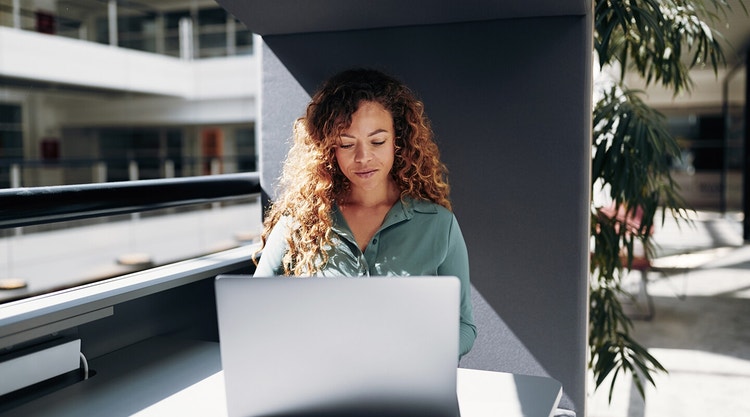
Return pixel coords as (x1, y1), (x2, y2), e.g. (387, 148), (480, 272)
(624, 67), (746, 110)
(49, 94), (256, 127)
(0, 26), (258, 99)
(0, 25), (258, 156)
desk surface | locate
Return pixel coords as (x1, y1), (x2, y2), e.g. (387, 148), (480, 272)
(6, 338), (561, 417)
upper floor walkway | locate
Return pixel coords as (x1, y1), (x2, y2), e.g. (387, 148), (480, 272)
(0, 25), (258, 98)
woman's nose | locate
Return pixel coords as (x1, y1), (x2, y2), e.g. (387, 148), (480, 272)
(354, 145), (371, 162)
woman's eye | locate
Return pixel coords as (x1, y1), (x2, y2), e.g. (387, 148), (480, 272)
(372, 140), (386, 146)
(339, 144), (354, 149)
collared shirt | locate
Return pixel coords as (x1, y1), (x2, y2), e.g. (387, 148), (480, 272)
(254, 197), (477, 357)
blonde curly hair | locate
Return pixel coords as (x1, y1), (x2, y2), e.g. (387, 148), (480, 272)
(256, 68), (451, 275)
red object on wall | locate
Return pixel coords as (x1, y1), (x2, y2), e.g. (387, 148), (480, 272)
(201, 128), (223, 174)
(36, 11), (56, 35)
(40, 138), (60, 161)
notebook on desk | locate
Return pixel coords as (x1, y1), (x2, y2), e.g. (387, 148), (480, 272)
(214, 275), (461, 417)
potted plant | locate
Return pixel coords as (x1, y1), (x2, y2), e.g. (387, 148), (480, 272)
(589, 0), (747, 402)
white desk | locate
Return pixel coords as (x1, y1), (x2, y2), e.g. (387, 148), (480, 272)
(6, 338), (562, 417)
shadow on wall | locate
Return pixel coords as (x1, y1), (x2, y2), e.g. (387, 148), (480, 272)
(460, 287), (563, 381)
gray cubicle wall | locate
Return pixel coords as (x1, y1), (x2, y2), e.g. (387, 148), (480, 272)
(218, 2), (592, 413)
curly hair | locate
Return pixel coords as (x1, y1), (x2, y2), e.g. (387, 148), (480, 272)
(256, 68), (451, 275)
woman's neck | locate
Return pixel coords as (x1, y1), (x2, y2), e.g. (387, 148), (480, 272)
(343, 179), (400, 209)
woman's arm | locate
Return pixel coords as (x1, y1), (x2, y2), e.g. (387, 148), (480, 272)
(253, 217), (289, 277)
(438, 215), (477, 358)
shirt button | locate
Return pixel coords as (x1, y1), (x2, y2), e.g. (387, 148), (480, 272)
(372, 238), (378, 245)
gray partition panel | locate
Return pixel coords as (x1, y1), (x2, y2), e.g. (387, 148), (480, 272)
(257, 16), (591, 414)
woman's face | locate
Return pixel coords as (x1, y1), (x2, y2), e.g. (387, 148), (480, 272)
(334, 101), (396, 195)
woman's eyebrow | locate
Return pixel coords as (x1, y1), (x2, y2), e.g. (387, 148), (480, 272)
(340, 129), (389, 139)
(368, 129), (388, 137)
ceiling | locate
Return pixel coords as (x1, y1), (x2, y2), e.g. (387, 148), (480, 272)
(213, 0), (747, 59)
(215, 0), (591, 36)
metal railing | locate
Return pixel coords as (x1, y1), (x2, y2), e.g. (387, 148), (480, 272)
(0, 156), (257, 189)
(0, 171), (261, 307)
(0, 172), (260, 229)
(0, 172), (262, 358)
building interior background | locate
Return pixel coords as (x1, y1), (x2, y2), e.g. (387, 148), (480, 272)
(0, 0), (257, 190)
(1, 0), (747, 291)
(1, 0), (260, 300)
(0, 1), (749, 416)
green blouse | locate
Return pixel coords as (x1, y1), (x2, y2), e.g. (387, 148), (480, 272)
(254, 197), (477, 358)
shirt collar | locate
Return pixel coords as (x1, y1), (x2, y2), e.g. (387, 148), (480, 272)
(332, 196), (438, 235)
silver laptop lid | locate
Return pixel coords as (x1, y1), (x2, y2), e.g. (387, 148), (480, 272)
(215, 275), (461, 417)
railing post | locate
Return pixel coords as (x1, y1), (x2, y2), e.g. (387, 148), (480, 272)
(128, 160), (139, 181)
(210, 158), (221, 175)
(10, 164), (21, 188)
(9, 164), (22, 238)
(93, 162), (107, 183)
(129, 161), (140, 220)
(78, 23), (88, 40)
(164, 159), (175, 179)
(211, 159), (221, 209)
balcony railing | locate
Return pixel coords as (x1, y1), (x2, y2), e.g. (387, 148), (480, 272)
(0, 172), (260, 229)
(0, 172), (263, 413)
(0, 172), (261, 303)
(0, 173), (260, 360)
(0, 156), (257, 190)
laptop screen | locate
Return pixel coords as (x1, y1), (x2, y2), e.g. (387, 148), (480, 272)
(215, 275), (461, 417)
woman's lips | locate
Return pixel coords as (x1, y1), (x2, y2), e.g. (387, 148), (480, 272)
(355, 169), (377, 178)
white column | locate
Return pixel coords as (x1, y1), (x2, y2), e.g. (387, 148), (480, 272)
(108, 0), (118, 47)
(179, 17), (193, 60)
(12, 0), (21, 29)
(226, 14), (236, 56)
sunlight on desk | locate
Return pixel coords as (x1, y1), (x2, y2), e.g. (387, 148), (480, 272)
(6, 338), (561, 417)
(457, 369), (562, 417)
(133, 367), (561, 417)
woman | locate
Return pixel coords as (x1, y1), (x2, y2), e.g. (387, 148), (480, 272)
(254, 68), (476, 358)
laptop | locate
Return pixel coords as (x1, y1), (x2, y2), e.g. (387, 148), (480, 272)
(214, 275), (461, 417)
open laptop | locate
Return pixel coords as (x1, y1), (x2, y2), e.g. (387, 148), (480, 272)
(214, 275), (461, 417)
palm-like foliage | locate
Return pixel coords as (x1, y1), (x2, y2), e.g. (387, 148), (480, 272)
(590, 0), (746, 402)
(595, 0), (745, 93)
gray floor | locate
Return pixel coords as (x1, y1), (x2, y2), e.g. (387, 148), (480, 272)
(588, 211), (750, 417)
